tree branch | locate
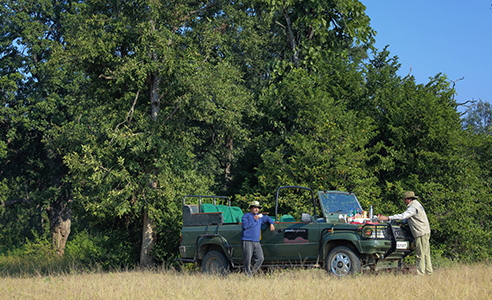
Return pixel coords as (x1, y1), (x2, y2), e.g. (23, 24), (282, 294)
(114, 89), (140, 133)
(163, 105), (180, 123)
(282, 1), (299, 68)
(99, 165), (112, 173)
(457, 99), (477, 117)
(451, 76), (465, 101)
(171, 2), (217, 34)
(308, 25), (314, 41)
(451, 76), (465, 87)
(456, 100), (475, 106)
(2, 198), (31, 207)
(98, 71), (115, 80)
(275, 21), (286, 30)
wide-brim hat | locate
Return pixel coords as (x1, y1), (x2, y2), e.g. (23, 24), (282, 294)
(249, 200), (262, 209)
(403, 191), (419, 199)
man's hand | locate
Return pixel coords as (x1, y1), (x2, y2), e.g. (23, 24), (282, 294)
(270, 224), (275, 231)
(378, 215), (389, 221)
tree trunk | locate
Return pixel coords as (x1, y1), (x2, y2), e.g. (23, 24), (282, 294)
(139, 14), (161, 267)
(150, 72), (161, 121)
(140, 211), (154, 267)
(47, 196), (72, 257)
(46, 146), (72, 257)
(224, 134), (233, 189)
(139, 69), (160, 267)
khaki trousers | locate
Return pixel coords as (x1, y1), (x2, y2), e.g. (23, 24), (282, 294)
(415, 234), (433, 275)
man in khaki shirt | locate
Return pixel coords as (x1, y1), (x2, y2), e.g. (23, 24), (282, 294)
(378, 191), (433, 275)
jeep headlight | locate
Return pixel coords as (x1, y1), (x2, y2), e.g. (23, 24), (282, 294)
(362, 225), (386, 239)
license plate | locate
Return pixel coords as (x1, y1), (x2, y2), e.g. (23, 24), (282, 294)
(396, 241), (408, 250)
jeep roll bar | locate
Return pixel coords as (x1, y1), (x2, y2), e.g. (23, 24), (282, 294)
(183, 195), (231, 206)
(275, 186), (317, 222)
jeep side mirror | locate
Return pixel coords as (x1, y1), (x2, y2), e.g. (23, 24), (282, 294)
(301, 213), (312, 222)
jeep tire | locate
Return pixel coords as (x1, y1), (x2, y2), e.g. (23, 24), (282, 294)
(326, 246), (361, 276)
(201, 251), (229, 275)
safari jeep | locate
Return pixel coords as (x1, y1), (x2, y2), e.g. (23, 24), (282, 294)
(178, 186), (414, 276)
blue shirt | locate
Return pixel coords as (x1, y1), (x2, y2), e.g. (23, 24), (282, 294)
(241, 212), (274, 242)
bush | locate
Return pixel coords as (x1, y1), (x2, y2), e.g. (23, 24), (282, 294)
(0, 235), (66, 276)
(65, 229), (140, 270)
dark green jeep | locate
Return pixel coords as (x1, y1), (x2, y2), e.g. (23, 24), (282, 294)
(178, 186), (414, 276)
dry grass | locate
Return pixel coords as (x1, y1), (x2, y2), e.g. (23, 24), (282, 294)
(1, 264), (491, 300)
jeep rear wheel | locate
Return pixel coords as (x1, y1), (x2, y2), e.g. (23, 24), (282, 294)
(201, 251), (229, 275)
(326, 246), (361, 276)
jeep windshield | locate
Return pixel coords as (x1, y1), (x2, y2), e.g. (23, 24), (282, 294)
(318, 191), (363, 216)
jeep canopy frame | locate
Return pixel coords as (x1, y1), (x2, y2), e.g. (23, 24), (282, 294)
(275, 186), (318, 222)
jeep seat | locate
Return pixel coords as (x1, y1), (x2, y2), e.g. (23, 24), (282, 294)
(216, 205), (234, 223)
(200, 203), (218, 213)
(229, 206), (244, 223)
(279, 215), (295, 222)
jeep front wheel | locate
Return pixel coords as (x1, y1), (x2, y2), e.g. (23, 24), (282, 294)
(325, 246), (361, 276)
(201, 251), (229, 275)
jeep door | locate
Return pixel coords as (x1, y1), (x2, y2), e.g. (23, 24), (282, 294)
(261, 220), (320, 263)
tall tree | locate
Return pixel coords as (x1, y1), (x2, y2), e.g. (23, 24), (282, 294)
(58, 0), (257, 265)
(250, 67), (378, 199)
(266, 0), (374, 72)
(358, 49), (492, 260)
(462, 100), (492, 135)
(236, 0), (378, 208)
(0, 0), (74, 256)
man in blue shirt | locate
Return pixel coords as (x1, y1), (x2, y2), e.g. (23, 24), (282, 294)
(242, 200), (275, 276)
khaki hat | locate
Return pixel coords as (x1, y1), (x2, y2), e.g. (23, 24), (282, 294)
(403, 191), (419, 199)
(249, 200), (262, 209)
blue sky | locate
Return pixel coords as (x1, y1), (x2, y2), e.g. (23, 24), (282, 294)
(361, 1), (492, 114)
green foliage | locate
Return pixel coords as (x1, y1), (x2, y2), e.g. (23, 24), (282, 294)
(0, 202), (47, 252)
(0, 230), (140, 276)
(0, 0), (491, 269)
(152, 212), (182, 264)
(264, 0), (375, 70)
(357, 49), (492, 261)
(65, 230), (141, 270)
(0, 235), (65, 276)
(245, 57), (380, 198)
(463, 100), (492, 135)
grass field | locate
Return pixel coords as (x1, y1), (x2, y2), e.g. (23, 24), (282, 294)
(1, 264), (491, 300)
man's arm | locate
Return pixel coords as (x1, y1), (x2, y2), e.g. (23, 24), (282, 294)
(260, 215), (275, 231)
(388, 206), (417, 221)
(242, 214), (255, 230)
(267, 216), (275, 231)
